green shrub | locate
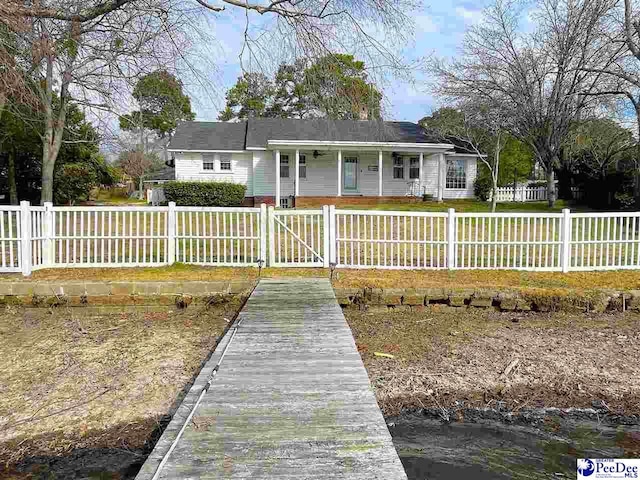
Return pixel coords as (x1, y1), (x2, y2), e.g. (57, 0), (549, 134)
(473, 175), (492, 201)
(54, 163), (98, 205)
(163, 181), (246, 206)
(422, 193), (434, 202)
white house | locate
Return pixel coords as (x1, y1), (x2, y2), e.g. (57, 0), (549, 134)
(168, 118), (479, 207)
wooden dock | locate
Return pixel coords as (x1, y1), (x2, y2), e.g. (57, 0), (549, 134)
(136, 278), (407, 479)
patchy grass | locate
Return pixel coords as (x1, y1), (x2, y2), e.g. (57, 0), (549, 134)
(332, 269), (640, 291)
(0, 300), (241, 475)
(297, 198), (580, 213)
(90, 187), (147, 206)
(346, 307), (640, 415)
(4, 266), (640, 292)
(343, 199), (575, 213)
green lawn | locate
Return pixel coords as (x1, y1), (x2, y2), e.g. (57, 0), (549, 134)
(341, 199), (577, 213)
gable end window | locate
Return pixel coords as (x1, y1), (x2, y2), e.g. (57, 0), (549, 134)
(203, 154), (215, 171)
(393, 157), (404, 179)
(299, 155), (307, 179)
(220, 153), (232, 171)
(446, 159), (467, 189)
(409, 157), (420, 179)
(280, 155), (290, 178)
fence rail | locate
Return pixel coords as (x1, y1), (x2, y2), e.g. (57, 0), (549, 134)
(492, 185), (548, 203)
(2, 201), (640, 275)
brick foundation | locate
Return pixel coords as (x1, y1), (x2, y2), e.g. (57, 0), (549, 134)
(252, 196), (276, 206)
(248, 196), (422, 207)
(294, 196), (422, 208)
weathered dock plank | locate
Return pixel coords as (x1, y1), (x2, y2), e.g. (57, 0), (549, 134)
(136, 278), (407, 480)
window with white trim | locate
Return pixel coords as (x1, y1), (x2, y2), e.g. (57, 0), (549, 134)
(299, 154), (307, 179)
(220, 153), (232, 171)
(409, 157), (420, 179)
(203, 154), (215, 171)
(393, 157), (404, 179)
(446, 159), (466, 189)
(280, 155), (290, 178)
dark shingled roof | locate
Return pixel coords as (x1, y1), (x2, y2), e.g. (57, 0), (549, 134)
(169, 118), (444, 151)
(145, 167), (175, 181)
(169, 121), (247, 151)
(245, 118), (442, 147)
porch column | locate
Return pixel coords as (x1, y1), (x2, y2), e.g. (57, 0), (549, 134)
(337, 150), (342, 196)
(437, 152), (445, 202)
(378, 150), (383, 196)
(419, 152), (424, 197)
(275, 149), (281, 207)
(295, 149), (300, 197)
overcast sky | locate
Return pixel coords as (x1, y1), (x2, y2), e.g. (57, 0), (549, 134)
(189, 0), (493, 124)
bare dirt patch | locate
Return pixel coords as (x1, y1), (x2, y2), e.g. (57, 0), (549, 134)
(345, 306), (640, 416)
(0, 300), (240, 477)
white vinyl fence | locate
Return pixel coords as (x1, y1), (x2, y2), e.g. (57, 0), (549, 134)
(3, 201), (640, 275)
(492, 185), (548, 203)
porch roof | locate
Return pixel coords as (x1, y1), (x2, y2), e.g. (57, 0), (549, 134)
(265, 139), (455, 153)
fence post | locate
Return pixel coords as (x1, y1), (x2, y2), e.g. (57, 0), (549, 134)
(447, 208), (456, 270)
(267, 205), (275, 267)
(43, 202), (54, 268)
(561, 208), (571, 273)
(328, 205), (337, 266)
(259, 203), (267, 266)
(20, 201), (32, 276)
(167, 202), (176, 265)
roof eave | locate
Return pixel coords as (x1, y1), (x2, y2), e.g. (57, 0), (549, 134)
(266, 140), (456, 152)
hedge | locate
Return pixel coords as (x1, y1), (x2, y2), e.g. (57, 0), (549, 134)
(163, 181), (246, 206)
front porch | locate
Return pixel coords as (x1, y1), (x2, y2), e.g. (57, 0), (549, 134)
(270, 141), (456, 208)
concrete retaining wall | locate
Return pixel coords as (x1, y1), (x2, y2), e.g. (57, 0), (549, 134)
(334, 286), (639, 314)
(0, 280), (255, 306)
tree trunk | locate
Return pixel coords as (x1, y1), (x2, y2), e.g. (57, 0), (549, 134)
(490, 182), (497, 213)
(8, 146), (18, 205)
(635, 109), (640, 203)
(139, 176), (144, 200)
(546, 168), (556, 208)
(41, 148), (56, 205)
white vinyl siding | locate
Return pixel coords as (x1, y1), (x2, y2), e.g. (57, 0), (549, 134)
(177, 149), (478, 200)
(174, 151), (253, 196)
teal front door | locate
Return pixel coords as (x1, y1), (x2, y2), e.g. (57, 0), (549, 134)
(343, 157), (358, 192)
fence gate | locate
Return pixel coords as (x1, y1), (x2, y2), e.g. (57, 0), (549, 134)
(268, 207), (329, 267)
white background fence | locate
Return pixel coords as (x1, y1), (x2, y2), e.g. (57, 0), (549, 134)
(3, 201), (640, 275)
(492, 185), (548, 202)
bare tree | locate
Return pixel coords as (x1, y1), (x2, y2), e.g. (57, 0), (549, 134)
(421, 105), (506, 212)
(564, 118), (636, 179)
(119, 150), (153, 199)
(575, 0), (640, 196)
(431, 0), (615, 207)
(1, 0), (417, 203)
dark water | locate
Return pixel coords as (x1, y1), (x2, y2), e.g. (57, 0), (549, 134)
(389, 413), (640, 480)
(6, 413), (640, 479)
